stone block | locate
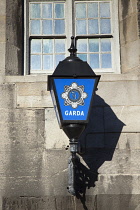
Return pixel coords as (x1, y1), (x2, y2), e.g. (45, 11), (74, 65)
(0, 0), (6, 16)
(96, 80), (140, 106)
(97, 194), (140, 210)
(98, 149), (140, 174)
(121, 39), (140, 73)
(104, 106), (140, 132)
(2, 196), (97, 210)
(120, 14), (139, 45)
(0, 43), (5, 75)
(95, 175), (140, 195)
(0, 16), (6, 43)
(105, 133), (140, 150)
(0, 109), (45, 151)
(16, 83), (53, 108)
(45, 108), (69, 149)
(0, 84), (15, 108)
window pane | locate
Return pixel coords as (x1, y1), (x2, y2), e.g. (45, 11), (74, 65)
(100, 19), (111, 34)
(77, 39), (87, 52)
(43, 55), (53, 70)
(88, 3), (98, 18)
(76, 3), (86, 18)
(55, 4), (64, 18)
(30, 20), (41, 35)
(42, 20), (53, 34)
(31, 39), (41, 53)
(55, 20), (65, 34)
(30, 4), (41, 19)
(55, 39), (65, 53)
(101, 39), (111, 52)
(31, 55), (41, 70)
(100, 3), (110, 18)
(43, 39), (53, 53)
(88, 19), (99, 34)
(76, 20), (86, 35)
(89, 39), (99, 52)
(90, 54), (99, 69)
(42, 4), (52, 18)
(101, 54), (112, 68)
(77, 54), (87, 62)
(55, 54), (65, 66)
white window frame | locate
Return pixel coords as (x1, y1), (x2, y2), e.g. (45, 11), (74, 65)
(24, 0), (120, 75)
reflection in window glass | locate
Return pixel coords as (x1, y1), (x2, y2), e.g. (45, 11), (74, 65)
(55, 54), (65, 66)
(55, 20), (65, 34)
(89, 39), (99, 52)
(90, 54), (99, 69)
(42, 20), (53, 34)
(77, 54), (87, 62)
(76, 20), (86, 35)
(88, 19), (99, 34)
(77, 39), (87, 52)
(101, 54), (112, 68)
(31, 39), (41, 53)
(55, 4), (64, 18)
(100, 3), (110, 18)
(29, 2), (65, 36)
(42, 4), (52, 18)
(43, 39), (53, 54)
(43, 55), (53, 70)
(30, 20), (41, 35)
(31, 55), (41, 70)
(76, 3), (86, 18)
(55, 39), (65, 53)
(30, 39), (65, 72)
(100, 19), (111, 34)
(101, 39), (111, 52)
(30, 4), (41, 19)
(88, 3), (98, 18)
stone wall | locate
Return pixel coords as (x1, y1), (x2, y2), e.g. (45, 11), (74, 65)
(0, 74), (139, 210)
(119, 0), (140, 73)
(0, 0), (139, 209)
(5, 0), (23, 75)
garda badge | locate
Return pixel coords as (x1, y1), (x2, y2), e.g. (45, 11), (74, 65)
(61, 82), (88, 109)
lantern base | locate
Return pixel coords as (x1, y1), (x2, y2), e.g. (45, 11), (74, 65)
(63, 124), (85, 140)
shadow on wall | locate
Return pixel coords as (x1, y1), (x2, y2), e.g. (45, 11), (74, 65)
(75, 94), (125, 209)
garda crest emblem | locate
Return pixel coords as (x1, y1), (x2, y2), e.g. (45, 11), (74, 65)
(61, 82), (88, 109)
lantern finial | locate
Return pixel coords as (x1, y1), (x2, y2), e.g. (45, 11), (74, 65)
(68, 36), (77, 56)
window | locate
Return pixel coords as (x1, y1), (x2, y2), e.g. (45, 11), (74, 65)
(24, 0), (120, 74)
